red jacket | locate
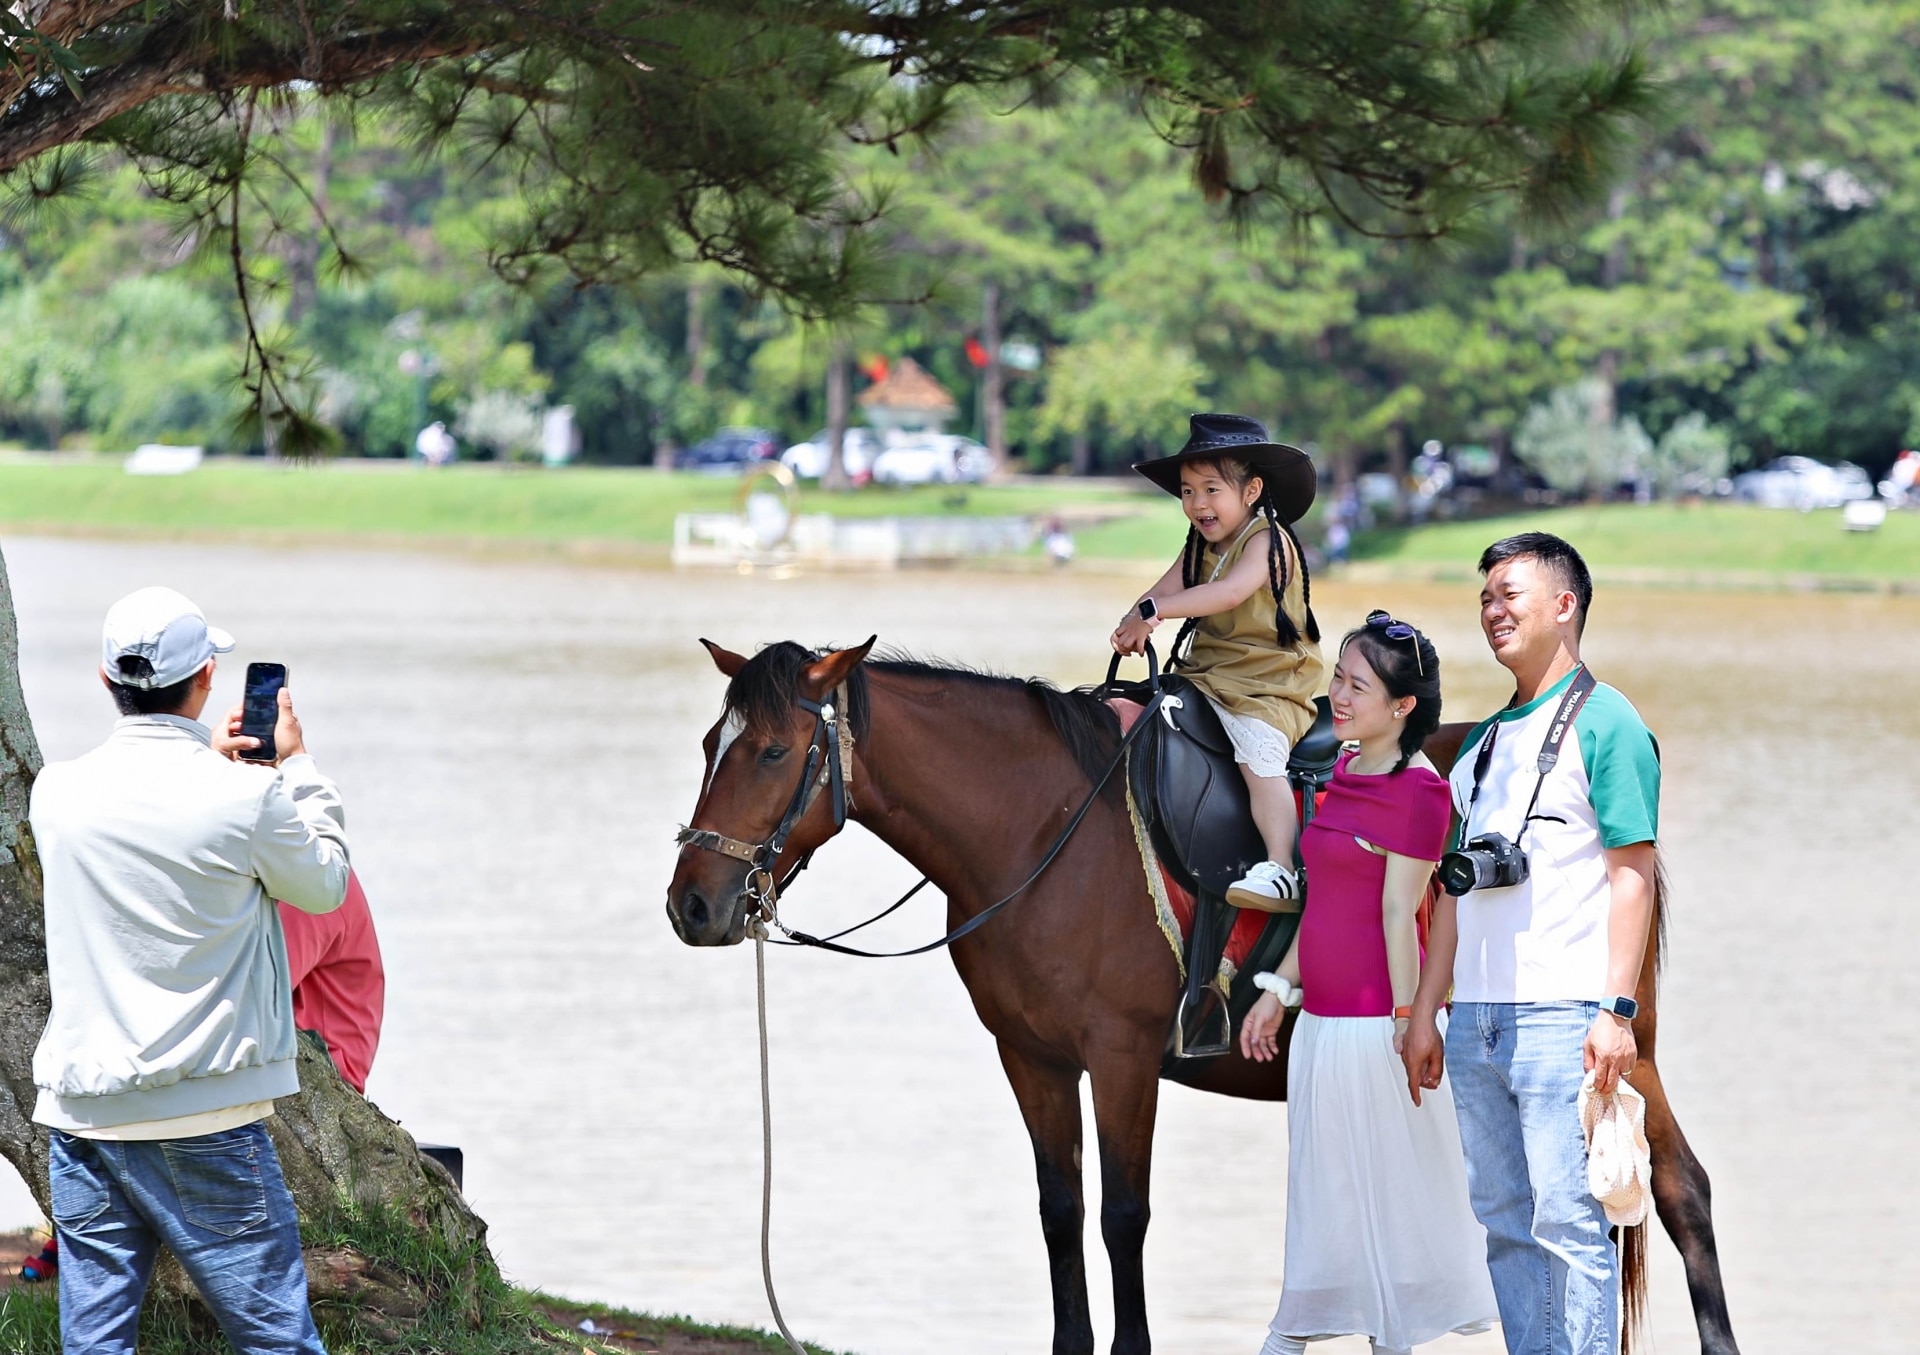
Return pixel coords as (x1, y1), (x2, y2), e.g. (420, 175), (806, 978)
(278, 870), (384, 1093)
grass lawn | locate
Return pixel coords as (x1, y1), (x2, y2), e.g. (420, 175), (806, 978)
(0, 1281), (847, 1355)
(0, 456), (1177, 552)
(0, 1225), (846, 1355)
(1352, 501), (1920, 583)
(4, 457), (1917, 583)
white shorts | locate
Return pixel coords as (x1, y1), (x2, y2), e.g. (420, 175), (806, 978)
(1203, 696), (1293, 778)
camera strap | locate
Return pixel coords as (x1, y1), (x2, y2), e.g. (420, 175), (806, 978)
(1461, 666), (1598, 844)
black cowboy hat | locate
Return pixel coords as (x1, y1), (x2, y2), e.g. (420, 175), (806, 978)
(1132, 413), (1317, 524)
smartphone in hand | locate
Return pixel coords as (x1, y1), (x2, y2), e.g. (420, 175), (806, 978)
(238, 662), (288, 762)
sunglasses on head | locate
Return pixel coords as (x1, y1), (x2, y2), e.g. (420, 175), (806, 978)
(1365, 609), (1424, 675)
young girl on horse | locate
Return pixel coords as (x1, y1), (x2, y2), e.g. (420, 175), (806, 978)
(1111, 413), (1323, 911)
(1239, 614), (1496, 1355)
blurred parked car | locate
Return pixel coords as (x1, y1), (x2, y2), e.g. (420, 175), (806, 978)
(781, 428), (880, 481)
(870, 434), (994, 485)
(679, 427), (779, 474)
(1732, 456), (1874, 509)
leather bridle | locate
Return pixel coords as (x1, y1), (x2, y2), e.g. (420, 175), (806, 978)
(676, 681), (854, 916)
(672, 645), (1169, 960)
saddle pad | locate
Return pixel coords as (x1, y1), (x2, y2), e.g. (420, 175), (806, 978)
(1111, 698), (1271, 981)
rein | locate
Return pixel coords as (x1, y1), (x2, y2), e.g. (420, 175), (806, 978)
(676, 648), (1164, 959)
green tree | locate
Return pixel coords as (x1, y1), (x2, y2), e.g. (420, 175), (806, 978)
(1648, 412), (1733, 497)
(5, 1), (1653, 449)
(1, 2), (1657, 1339)
(1514, 378), (1652, 498)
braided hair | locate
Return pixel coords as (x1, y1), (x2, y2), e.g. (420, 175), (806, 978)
(1171, 456), (1320, 659)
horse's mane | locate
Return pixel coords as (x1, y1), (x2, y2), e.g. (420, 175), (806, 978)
(723, 642), (1122, 794)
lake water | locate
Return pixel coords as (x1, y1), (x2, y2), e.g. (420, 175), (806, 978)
(1, 534), (1912, 1354)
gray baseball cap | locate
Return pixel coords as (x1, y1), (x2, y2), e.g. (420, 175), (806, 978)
(101, 587), (236, 689)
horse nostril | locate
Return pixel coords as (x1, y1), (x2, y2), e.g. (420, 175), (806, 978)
(683, 889), (711, 933)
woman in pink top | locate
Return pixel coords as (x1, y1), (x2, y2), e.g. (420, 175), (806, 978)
(1240, 613), (1497, 1355)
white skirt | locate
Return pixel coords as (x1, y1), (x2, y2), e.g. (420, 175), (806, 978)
(1203, 695), (1293, 778)
(1269, 1013), (1499, 1350)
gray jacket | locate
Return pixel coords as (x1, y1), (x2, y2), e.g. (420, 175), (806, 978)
(30, 714), (350, 1130)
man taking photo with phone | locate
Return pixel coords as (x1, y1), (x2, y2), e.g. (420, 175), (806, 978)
(30, 586), (349, 1355)
(1401, 534), (1659, 1355)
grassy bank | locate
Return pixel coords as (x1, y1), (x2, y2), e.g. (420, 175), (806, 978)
(3, 457), (1919, 585)
(0, 456), (1179, 557)
(1352, 502), (1920, 585)
(0, 1282), (846, 1355)
(0, 1225), (845, 1355)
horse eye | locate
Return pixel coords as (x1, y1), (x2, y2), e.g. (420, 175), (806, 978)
(760, 745), (788, 765)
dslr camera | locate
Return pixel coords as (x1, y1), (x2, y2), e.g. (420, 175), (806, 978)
(1438, 832), (1530, 896)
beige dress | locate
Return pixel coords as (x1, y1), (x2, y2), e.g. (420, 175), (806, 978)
(1178, 518), (1323, 771)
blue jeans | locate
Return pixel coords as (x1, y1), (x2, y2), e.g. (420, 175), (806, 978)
(49, 1121), (326, 1355)
(1446, 1002), (1618, 1355)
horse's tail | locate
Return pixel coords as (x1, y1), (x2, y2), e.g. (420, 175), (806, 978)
(1622, 848), (1669, 1354)
(1653, 850), (1670, 982)
(1621, 1220), (1649, 1352)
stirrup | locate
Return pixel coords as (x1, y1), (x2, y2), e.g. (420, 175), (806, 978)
(1171, 984), (1232, 1060)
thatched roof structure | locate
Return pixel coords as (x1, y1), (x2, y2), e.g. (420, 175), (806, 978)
(858, 356), (957, 429)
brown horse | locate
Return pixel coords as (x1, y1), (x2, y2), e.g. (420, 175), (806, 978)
(666, 639), (1741, 1355)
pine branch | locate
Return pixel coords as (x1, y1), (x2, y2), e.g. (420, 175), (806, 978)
(1, 15), (497, 173)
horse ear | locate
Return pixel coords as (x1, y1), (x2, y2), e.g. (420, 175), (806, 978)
(701, 639), (748, 678)
(802, 636), (876, 697)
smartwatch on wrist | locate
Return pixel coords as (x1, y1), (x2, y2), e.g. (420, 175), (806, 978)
(1137, 598), (1159, 623)
(1598, 995), (1638, 1021)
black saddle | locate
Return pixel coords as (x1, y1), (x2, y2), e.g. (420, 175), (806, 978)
(1102, 644), (1341, 1061)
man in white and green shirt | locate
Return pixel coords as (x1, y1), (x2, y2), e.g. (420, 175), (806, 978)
(1403, 533), (1659, 1355)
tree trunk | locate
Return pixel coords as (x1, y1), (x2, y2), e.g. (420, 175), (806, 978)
(1490, 425), (1512, 484)
(981, 281), (1007, 478)
(1387, 422), (1411, 523)
(1593, 184), (1628, 450)
(0, 546), (51, 1227)
(1331, 443), (1357, 494)
(1069, 426), (1093, 476)
(1595, 348), (1620, 426)
(285, 113), (333, 328)
(0, 544), (500, 1341)
(1600, 186), (1630, 288)
(686, 277), (708, 390)
(822, 340), (852, 493)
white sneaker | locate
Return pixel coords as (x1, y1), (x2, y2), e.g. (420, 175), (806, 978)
(1227, 860), (1302, 913)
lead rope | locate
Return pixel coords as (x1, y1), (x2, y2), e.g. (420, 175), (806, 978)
(750, 917), (809, 1355)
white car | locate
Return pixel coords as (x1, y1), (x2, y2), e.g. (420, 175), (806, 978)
(781, 429), (879, 480)
(870, 434), (994, 486)
(1732, 456), (1875, 510)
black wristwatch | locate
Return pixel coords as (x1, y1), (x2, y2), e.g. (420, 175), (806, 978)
(1598, 995), (1638, 1021)
(1137, 598), (1159, 623)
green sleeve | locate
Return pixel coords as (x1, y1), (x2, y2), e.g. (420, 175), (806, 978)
(1577, 686), (1660, 848)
